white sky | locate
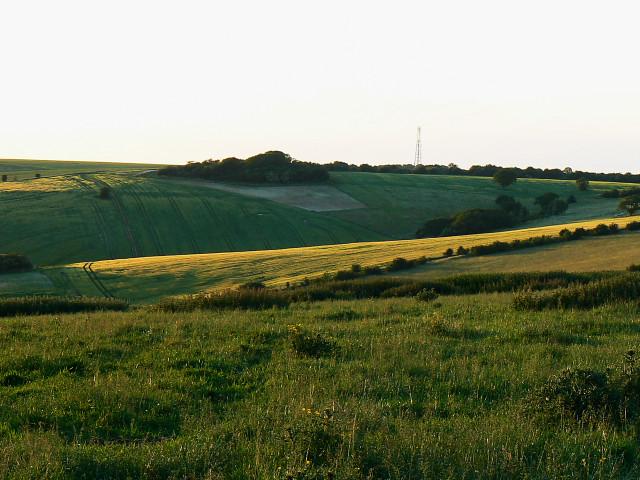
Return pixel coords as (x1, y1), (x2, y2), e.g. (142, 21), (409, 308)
(1, 0), (639, 172)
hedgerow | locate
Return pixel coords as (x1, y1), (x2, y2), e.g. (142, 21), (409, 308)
(0, 254), (33, 274)
(513, 273), (640, 310)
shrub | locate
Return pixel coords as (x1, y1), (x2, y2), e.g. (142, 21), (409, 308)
(443, 248), (454, 257)
(626, 221), (640, 231)
(415, 288), (439, 303)
(530, 368), (615, 424)
(1, 174), (7, 182)
(576, 178), (589, 191)
(416, 217), (453, 238)
(0, 254), (33, 273)
(363, 265), (383, 275)
(619, 195), (640, 216)
(238, 281), (266, 290)
(456, 246), (469, 256)
(334, 270), (358, 281)
(567, 194), (577, 204)
(386, 257), (413, 272)
(628, 264), (640, 272)
(351, 264), (362, 273)
(98, 186), (112, 199)
(0, 296), (128, 317)
(528, 352), (640, 427)
(288, 325), (336, 358)
(493, 168), (518, 188)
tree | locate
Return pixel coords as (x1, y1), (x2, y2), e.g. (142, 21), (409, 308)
(619, 195), (640, 216)
(534, 192), (560, 215)
(35, 173), (41, 179)
(98, 186), (112, 200)
(493, 168), (518, 188)
(576, 178), (589, 191)
(1, 174), (7, 182)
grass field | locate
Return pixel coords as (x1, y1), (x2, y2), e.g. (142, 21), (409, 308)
(329, 172), (631, 235)
(5, 215), (633, 303)
(0, 159), (163, 179)
(2, 293), (640, 478)
(399, 233), (640, 279)
(1, 160), (631, 268)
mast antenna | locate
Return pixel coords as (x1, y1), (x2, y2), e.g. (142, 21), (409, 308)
(414, 126), (422, 166)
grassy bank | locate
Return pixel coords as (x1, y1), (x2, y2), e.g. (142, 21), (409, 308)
(1, 294), (640, 478)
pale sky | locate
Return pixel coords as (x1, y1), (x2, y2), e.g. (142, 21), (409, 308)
(1, 0), (639, 172)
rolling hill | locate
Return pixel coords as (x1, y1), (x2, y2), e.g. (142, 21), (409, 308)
(4, 215), (637, 302)
(0, 160), (631, 268)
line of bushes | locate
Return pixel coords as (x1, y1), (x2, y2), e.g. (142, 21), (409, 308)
(0, 254), (33, 274)
(326, 221), (638, 286)
(151, 272), (615, 312)
(513, 273), (640, 311)
(464, 222), (625, 257)
(0, 296), (129, 317)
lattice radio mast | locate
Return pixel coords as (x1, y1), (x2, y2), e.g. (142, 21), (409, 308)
(414, 126), (422, 166)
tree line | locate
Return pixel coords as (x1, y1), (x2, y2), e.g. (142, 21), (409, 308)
(327, 162), (640, 184)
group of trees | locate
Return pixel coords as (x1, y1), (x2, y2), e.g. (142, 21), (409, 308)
(159, 151), (329, 184)
(416, 191), (573, 238)
(0, 254), (33, 273)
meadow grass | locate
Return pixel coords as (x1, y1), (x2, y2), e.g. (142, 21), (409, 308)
(1, 294), (640, 478)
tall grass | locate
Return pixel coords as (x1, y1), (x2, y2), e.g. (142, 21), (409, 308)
(0, 296), (128, 317)
(514, 273), (640, 310)
(1, 295), (640, 478)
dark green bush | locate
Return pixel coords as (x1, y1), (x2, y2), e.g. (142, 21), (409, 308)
(0, 254), (33, 273)
(626, 221), (640, 231)
(386, 257), (413, 272)
(415, 288), (439, 302)
(0, 296), (128, 317)
(288, 325), (336, 358)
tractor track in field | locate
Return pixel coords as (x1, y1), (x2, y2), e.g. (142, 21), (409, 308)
(197, 197), (234, 251)
(147, 181), (201, 254)
(84, 175), (141, 258)
(82, 262), (113, 298)
(52, 270), (82, 297)
(114, 177), (165, 256)
(70, 176), (116, 259)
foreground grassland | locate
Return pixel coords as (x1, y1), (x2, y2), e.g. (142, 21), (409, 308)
(1, 295), (640, 478)
(28, 215), (640, 302)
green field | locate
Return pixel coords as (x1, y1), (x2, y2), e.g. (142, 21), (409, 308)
(0, 159), (164, 179)
(2, 215), (636, 303)
(2, 293), (640, 478)
(0, 160), (630, 268)
(329, 172), (630, 235)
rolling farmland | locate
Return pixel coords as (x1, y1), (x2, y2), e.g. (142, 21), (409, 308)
(3, 215), (634, 302)
(0, 161), (630, 268)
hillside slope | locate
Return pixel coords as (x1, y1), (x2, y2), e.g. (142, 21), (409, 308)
(0, 160), (629, 267)
(5, 215), (635, 302)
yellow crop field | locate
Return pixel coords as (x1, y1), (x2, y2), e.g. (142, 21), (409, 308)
(44, 214), (640, 302)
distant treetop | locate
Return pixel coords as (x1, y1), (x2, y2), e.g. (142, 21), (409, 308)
(159, 151), (329, 184)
